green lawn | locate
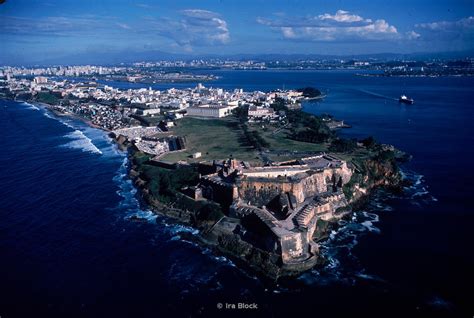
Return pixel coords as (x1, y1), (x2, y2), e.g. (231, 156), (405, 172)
(252, 126), (329, 153)
(160, 117), (260, 163)
(159, 116), (372, 165)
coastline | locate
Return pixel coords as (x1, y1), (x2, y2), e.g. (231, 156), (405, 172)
(123, 138), (406, 279)
(7, 96), (407, 280)
(39, 102), (110, 132)
(2, 63), (473, 317)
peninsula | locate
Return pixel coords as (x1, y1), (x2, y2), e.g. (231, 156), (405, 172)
(0, 72), (408, 279)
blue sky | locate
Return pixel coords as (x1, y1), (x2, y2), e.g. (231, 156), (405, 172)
(1, 0), (473, 64)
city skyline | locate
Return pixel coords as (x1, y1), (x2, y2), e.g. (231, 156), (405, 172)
(0, 0), (473, 65)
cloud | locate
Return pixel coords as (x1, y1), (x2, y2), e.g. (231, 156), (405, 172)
(181, 9), (220, 19)
(257, 10), (403, 41)
(0, 15), (129, 37)
(116, 22), (131, 30)
(152, 9), (230, 48)
(318, 10), (365, 23)
(136, 3), (153, 9)
(416, 16), (473, 31)
(406, 30), (421, 40)
(415, 16), (474, 40)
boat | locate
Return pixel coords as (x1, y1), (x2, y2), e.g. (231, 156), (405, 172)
(399, 95), (414, 104)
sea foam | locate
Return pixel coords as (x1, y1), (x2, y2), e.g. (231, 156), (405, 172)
(21, 102), (40, 110)
(60, 130), (102, 154)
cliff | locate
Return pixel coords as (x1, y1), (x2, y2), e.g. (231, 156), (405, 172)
(344, 153), (405, 209)
(117, 135), (408, 281)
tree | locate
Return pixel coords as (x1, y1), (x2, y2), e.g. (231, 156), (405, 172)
(329, 138), (357, 153)
(297, 87), (322, 98)
(361, 136), (377, 149)
(196, 203), (224, 223)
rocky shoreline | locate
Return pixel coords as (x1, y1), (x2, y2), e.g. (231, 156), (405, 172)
(14, 98), (408, 280)
(119, 133), (407, 280)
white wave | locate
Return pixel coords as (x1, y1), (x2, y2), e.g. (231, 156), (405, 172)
(58, 119), (77, 130)
(21, 102), (39, 110)
(400, 168), (438, 203)
(355, 272), (386, 283)
(411, 190), (429, 198)
(163, 223), (199, 236)
(360, 221), (381, 233)
(128, 210), (158, 222)
(427, 295), (453, 309)
(59, 130), (102, 154)
(42, 110), (76, 130)
(303, 169), (436, 288)
(201, 248), (236, 267)
(414, 176), (422, 186)
(327, 256), (341, 269)
(111, 156), (160, 225)
(43, 111), (55, 119)
(362, 211), (380, 223)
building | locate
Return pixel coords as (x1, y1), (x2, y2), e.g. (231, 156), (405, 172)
(33, 76), (48, 84)
(248, 105), (276, 119)
(186, 104), (238, 118)
(194, 155), (353, 275)
(136, 108), (161, 116)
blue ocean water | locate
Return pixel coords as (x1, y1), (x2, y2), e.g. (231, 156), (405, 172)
(1, 70), (473, 317)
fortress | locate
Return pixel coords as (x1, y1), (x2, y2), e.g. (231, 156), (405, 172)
(194, 154), (353, 275)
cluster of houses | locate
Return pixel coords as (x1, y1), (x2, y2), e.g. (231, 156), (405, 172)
(4, 75), (305, 122)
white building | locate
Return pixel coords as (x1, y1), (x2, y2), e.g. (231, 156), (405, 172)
(33, 76), (48, 84)
(186, 104), (237, 118)
(248, 105), (276, 119)
(136, 108), (161, 116)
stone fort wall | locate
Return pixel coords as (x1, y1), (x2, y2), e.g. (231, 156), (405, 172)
(237, 165), (351, 207)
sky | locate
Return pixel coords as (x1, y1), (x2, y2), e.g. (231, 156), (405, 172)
(0, 0), (473, 64)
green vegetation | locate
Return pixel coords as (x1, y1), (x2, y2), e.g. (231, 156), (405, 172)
(195, 202), (224, 223)
(132, 151), (151, 166)
(132, 153), (224, 223)
(270, 97), (334, 145)
(329, 138), (358, 153)
(35, 92), (60, 105)
(375, 149), (396, 162)
(291, 127), (331, 143)
(136, 163), (199, 203)
(242, 124), (269, 150)
(174, 192), (224, 224)
(233, 104), (249, 122)
(160, 117), (259, 163)
(341, 142), (402, 201)
(297, 87), (322, 98)
(251, 126), (329, 152)
(361, 136), (377, 149)
(342, 172), (364, 200)
(158, 99), (404, 181)
(161, 107), (334, 164)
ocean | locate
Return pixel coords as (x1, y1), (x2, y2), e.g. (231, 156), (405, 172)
(1, 70), (473, 317)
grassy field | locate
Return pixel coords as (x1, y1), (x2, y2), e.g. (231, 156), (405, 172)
(249, 125), (329, 153)
(160, 117), (260, 163)
(159, 116), (374, 165)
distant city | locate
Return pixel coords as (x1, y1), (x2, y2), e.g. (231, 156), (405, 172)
(2, 57), (473, 80)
